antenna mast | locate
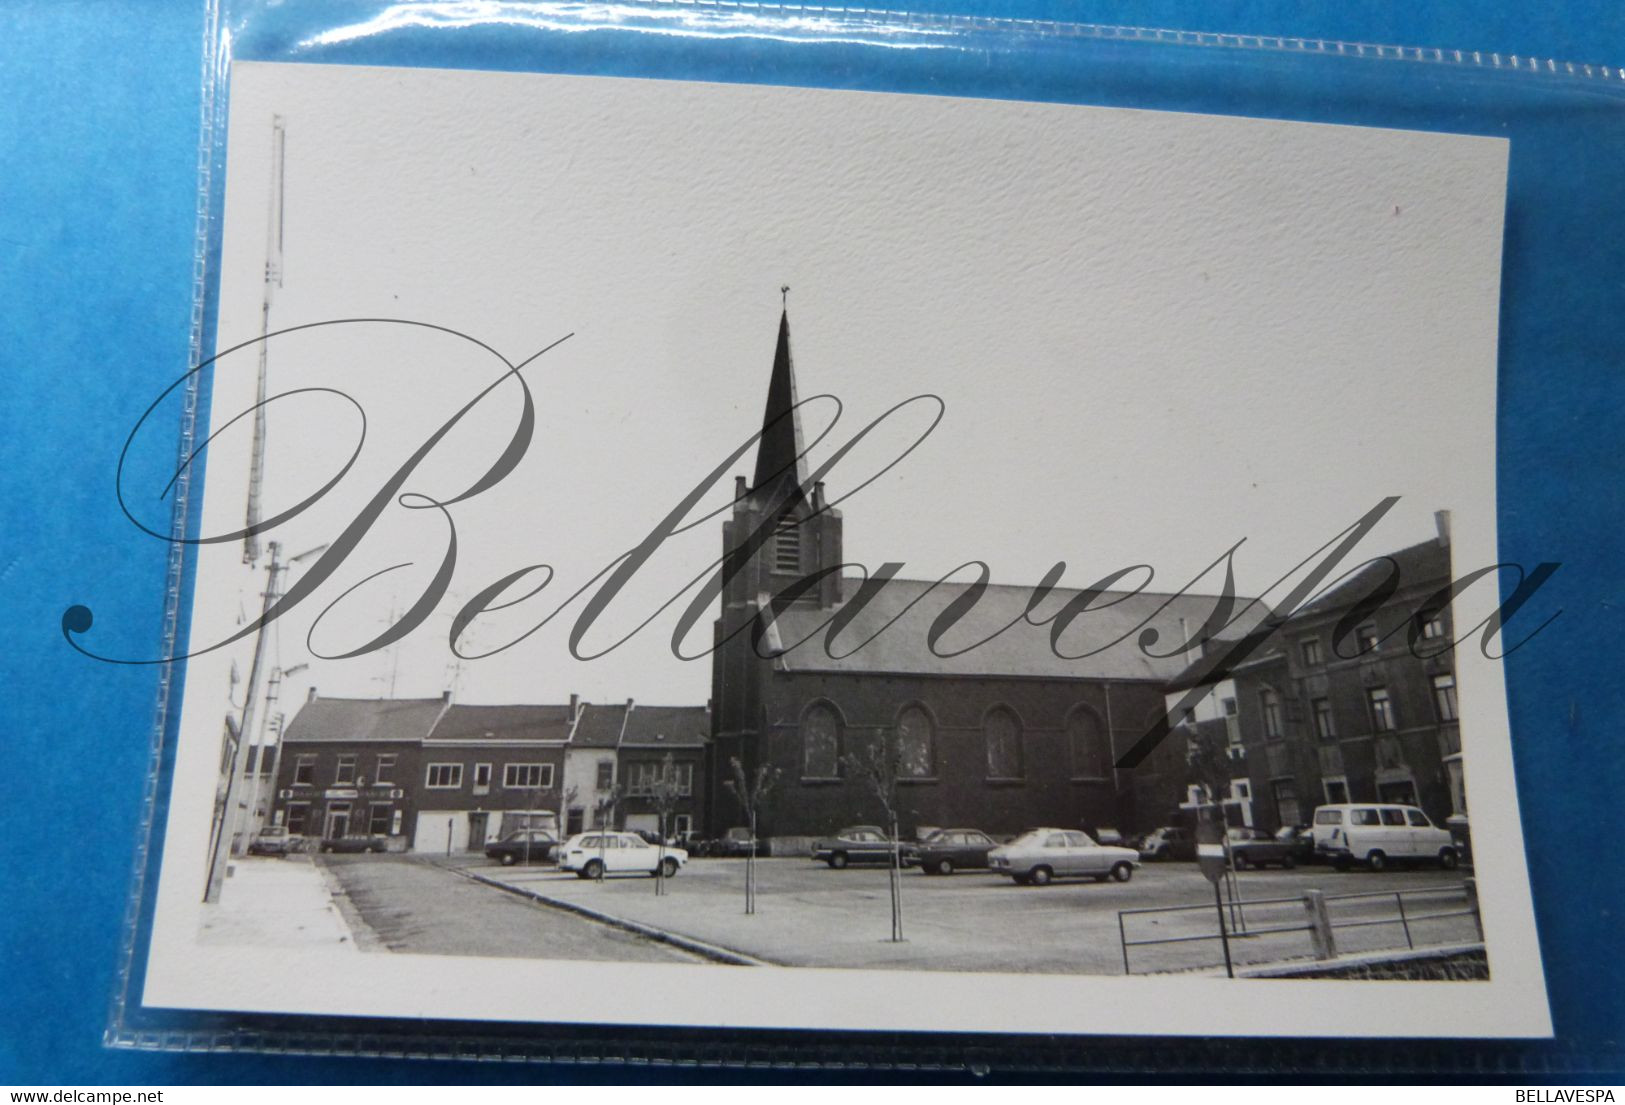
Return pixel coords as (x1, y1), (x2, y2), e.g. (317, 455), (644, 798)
(244, 115), (285, 564)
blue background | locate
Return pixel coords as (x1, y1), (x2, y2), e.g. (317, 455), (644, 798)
(4, 0), (1623, 1085)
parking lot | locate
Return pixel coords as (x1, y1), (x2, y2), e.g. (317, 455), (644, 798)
(439, 854), (1478, 975)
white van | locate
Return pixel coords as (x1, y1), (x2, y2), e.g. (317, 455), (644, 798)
(1310, 803), (1459, 871)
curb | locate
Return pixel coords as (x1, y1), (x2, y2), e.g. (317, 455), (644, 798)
(435, 860), (776, 967)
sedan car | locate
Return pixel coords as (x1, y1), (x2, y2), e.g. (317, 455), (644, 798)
(912, 828), (998, 875)
(484, 829), (559, 866)
(1226, 825), (1309, 870)
(987, 828), (1140, 886)
(811, 825), (900, 868)
(556, 831), (688, 879)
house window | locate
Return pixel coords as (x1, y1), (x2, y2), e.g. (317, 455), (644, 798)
(293, 754), (315, 786)
(334, 754), (356, 785)
(673, 814), (692, 838)
(1367, 687), (1397, 732)
(1300, 638), (1323, 666)
(285, 802), (310, 834)
(1418, 613), (1447, 640)
(773, 515), (801, 574)
(1323, 777), (1350, 804)
(674, 762), (693, 797)
(596, 760), (615, 791)
(374, 753), (395, 784)
(1273, 779), (1301, 827)
(1066, 708), (1108, 779)
(628, 763), (655, 797)
(425, 763), (464, 789)
(1221, 697), (1240, 746)
(1312, 698), (1336, 740)
(472, 762), (492, 795)
(503, 763), (552, 789)
(368, 805), (391, 835)
(1433, 674), (1459, 722)
(984, 706), (1024, 779)
(800, 703), (841, 779)
(1356, 624), (1380, 654)
(1260, 689), (1283, 739)
(895, 705), (935, 778)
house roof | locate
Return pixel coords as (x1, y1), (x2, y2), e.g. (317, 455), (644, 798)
(571, 702), (628, 748)
(766, 577), (1272, 683)
(282, 696), (448, 744)
(1163, 638), (1288, 693)
(619, 705), (710, 748)
(1294, 538), (1451, 618)
(427, 703), (573, 743)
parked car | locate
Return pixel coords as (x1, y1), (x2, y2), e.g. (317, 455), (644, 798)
(484, 829), (559, 866)
(556, 831), (688, 879)
(811, 825), (901, 868)
(1137, 825), (1195, 861)
(318, 835), (387, 854)
(1226, 825), (1307, 870)
(912, 828), (998, 875)
(247, 826), (293, 856)
(1311, 803), (1459, 871)
(987, 828), (1140, 886)
(1092, 826), (1126, 847)
(711, 827), (760, 857)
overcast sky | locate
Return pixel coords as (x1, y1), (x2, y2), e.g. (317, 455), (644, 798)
(163, 62), (1509, 723)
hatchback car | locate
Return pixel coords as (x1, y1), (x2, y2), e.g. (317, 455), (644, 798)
(1137, 825), (1195, 861)
(1226, 825), (1306, 869)
(987, 828), (1140, 886)
(556, 831), (688, 879)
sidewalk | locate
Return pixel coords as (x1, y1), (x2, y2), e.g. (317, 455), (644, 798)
(198, 855), (362, 951)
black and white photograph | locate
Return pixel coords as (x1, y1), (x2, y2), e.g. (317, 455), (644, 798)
(122, 61), (1550, 1037)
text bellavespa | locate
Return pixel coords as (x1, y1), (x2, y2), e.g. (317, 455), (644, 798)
(63, 319), (1562, 767)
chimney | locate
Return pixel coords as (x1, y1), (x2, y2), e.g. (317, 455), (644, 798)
(625, 697), (636, 712)
(1435, 509), (1452, 548)
(442, 689), (453, 704)
(813, 480), (826, 508)
(734, 475), (747, 501)
(569, 693), (580, 720)
(306, 686), (318, 704)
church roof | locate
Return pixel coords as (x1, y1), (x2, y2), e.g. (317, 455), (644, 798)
(766, 577), (1273, 683)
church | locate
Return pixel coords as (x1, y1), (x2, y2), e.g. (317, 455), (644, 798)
(706, 307), (1267, 850)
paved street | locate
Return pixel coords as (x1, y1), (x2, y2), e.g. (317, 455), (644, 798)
(318, 854), (699, 963)
(418, 854), (1479, 975)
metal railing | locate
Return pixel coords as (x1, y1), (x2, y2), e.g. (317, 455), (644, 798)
(1117, 879), (1482, 975)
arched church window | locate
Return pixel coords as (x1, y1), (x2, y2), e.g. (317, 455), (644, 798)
(1067, 707), (1109, 779)
(800, 702), (841, 779)
(984, 706), (1023, 779)
(895, 704), (936, 779)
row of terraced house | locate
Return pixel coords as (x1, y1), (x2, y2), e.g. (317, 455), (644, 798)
(264, 693), (709, 853)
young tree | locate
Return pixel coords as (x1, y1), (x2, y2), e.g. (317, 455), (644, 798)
(722, 756), (780, 915)
(843, 732), (906, 942)
(591, 784), (622, 883)
(646, 753), (685, 896)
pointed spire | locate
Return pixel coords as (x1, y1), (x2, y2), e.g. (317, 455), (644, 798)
(751, 296), (809, 499)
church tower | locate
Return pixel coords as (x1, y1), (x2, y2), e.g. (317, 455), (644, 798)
(709, 303), (843, 827)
